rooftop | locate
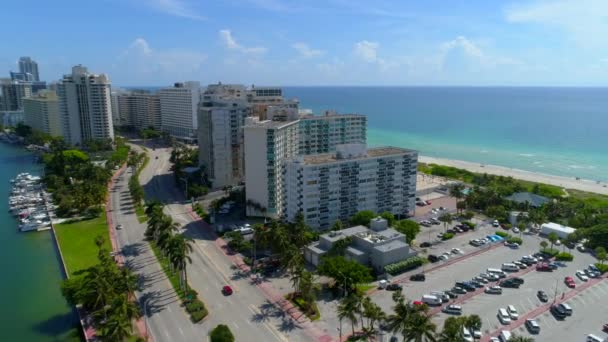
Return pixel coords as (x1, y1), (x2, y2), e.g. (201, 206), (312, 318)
(505, 192), (550, 207)
(373, 239), (409, 252)
(298, 146), (416, 165)
(322, 225), (369, 243)
(244, 118), (298, 130)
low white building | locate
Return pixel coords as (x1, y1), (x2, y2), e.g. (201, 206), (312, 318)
(540, 222), (576, 239)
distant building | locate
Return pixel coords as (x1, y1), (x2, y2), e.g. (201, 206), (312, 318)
(23, 90), (62, 136)
(305, 218), (418, 272)
(159, 81), (200, 141)
(284, 144), (418, 229)
(0, 110), (24, 128)
(18, 57), (40, 82)
(57, 65), (114, 145)
(0, 78), (32, 111)
(505, 192), (550, 208)
(116, 91), (161, 130)
(197, 94), (249, 189)
(298, 111), (367, 155)
(243, 117), (299, 217)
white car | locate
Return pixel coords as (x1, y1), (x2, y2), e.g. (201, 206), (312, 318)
(512, 227), (520, 234)
(472, 328), (482, 339)
(439, 254), (450, 261)
(493, 220), (500, 227)
(489, 338), (500, 342)
(451, 248), (463, 254)
(497, 308), (511, 324)
(576, 270), (589, 281)
(462, 327), (474, 342)
(507, 305), (519, 320)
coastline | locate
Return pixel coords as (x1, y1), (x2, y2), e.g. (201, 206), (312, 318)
(419, 155), (608, 196)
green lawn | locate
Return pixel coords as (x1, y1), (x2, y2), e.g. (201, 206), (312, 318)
(55, 215), (111, 277)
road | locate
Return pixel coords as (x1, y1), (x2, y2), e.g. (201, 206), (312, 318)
(134, 142), (312, 342)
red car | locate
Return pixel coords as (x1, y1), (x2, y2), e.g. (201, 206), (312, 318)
(222, 285), (233, 295)
(412, 300), (424, 306)
(425, 200), (432, 205)
(564, 276), (576, 288)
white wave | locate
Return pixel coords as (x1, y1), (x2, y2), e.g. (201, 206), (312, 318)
(519, 153), (535, 157)
(567, 164), (597, 170)
(480, 150), (489, 154)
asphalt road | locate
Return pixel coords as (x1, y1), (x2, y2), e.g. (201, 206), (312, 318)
(134, 143), (311, 342)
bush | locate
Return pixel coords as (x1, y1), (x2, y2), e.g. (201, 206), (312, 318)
(210, 324), (235, 342)
(186, 299), (205, 313)
(384, 257), (425, 275)
(191, 309), (208, 323)
(540, 248), (560, 257)
(495, 231), (510, 238)
(595, 263), (608, 274)
(442, 232), (455, 240)
(462, 221), (476, 229)
(507, 236), (523, 245)
(556, 252), (574, 261)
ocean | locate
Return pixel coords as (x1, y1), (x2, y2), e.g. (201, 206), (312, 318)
(126, 86), (608, 182)
(282, 87), (608, 182)
(0, 144), (78, 341)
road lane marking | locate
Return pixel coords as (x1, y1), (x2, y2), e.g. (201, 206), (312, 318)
(178, 327), (184, 336)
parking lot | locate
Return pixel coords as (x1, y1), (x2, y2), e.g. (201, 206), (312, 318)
(370, 230), (606, 341)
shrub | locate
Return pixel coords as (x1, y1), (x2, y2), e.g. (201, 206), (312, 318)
(495, 231), (510, 238)
(540, 248), (560, 257)
(210, 324), (235, 342)
(462, 221), (476, 229)
(186, 299), (204, 313)
(442, 232), (455, 240)
(595, 263), (608, 274)
(384, 257), (425, 275)
(556, 252), (574, 261)
(191, 309), (208, 322)
(507, 236), (523, 245)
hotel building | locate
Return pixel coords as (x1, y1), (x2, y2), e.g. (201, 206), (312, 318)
(159, 81), (200, 141)
(23, 90), (62, 137)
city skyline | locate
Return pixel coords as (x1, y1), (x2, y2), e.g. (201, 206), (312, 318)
(2, 0), (608, 86)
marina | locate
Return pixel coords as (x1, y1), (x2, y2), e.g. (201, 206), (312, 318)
(9, 172), (53, 232)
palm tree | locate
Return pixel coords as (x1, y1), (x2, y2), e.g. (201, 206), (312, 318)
(464, 314), (482, 333)
(167, 235), (194, 291)
(406, 310), (437, 342)
(387, 298), (415, 340)
(450, 183), (465, 214)
(547, 232), (559, 250)
(337, 295), (359, 336)
(362, 296), (385, 332)
(438, 213), (453, 233)
(508, 336), (535, 342)
(437, 316), (465, 342)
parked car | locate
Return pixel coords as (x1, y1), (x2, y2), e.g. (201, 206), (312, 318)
(576, 270), (589, 282)
(485, 286), (503, 294)
(438, 254), (450, 261)
(499, 279), (520, 289)
(452, 286), (467, 294)
(512, 227), (520, 234)
(470, 239), (483, 246)
(431, 291), (450, 303)
(420, 242), (432, 248)
(492, 220), (500, 227)
(564, 276), (576, 288)
(428, 254), (439, 263)
(444, 290), (458, 299)
(537, 290), (549, 302)
(558, 303), (572, 316)
(497, 308), (511, 324)
(536, 263), (553, 272)
(410, 273), (426, 281)
(550, 304), (568, 319)
(116, 224), (123, 230)
(525, 319), (540, 334)
(442, 304), (463, 315)
(386, 284), (403, 291)
(430, 218), (441, 225)
(469, 280), (483, 288)
(507, 305), (519, 320)
(473, 276), (488, 284)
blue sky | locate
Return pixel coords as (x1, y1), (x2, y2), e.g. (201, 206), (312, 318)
(2, 0), (608, 86)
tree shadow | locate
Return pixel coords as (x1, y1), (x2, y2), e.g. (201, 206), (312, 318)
(31, 311), (79, 338)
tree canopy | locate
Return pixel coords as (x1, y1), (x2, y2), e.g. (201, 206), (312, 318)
(350, 210), (376, 226)
(317, 256), (372, 293)
(392, 220), (421, 243)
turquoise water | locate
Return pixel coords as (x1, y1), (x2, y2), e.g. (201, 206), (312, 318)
(283, 87), (608, 182)
(0, 144), (78, 341)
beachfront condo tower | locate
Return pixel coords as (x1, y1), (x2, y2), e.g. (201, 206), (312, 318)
(159, 81), (201, 142)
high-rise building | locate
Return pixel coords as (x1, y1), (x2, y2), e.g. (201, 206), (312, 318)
(116, 91), (161, 130)
(298, 111), (367, 155)
(23, 90), (62, 136)
(18, 57), (39, 82)
(159, 82), (200, 141)
(0, 78), (32, 111)
(244, 117), (299, 217)
(283, 144), (418, 229)
(57, 65), (114, 145)
(197, 95), (249, 189)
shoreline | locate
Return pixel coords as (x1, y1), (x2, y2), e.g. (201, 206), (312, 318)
(419, 155), (608, 196)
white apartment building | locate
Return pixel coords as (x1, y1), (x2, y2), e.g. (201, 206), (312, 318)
(57, 65), (114, 145)
(23, 90), (62, 137)
(298, 111), (367, 155)
(116, 91), (161, 130)
(159, 81), (200, 141)
(244, 117), (299, 217)
(198, 96), (249, 189)
(283, 144), (418, 229)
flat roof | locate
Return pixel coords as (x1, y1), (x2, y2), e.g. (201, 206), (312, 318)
(300, 113), (366, 120)
(245, 119), (298, 130)
(373, 239), (409, 252)
(299, 146), (417, 165)
(321, 225), (369, 243)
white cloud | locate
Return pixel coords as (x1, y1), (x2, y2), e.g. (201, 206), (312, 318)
(219, 30), (267, 55)
(505, 0), (608, 47)
(438, 36), (521, 69)
(292, 43), (324, 58)
(354, 40), (380, 63)
(145, 0), (205, 20)
(116, 38), (207, 78)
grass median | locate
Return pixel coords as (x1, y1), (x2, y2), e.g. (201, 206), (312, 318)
(54, 215), (111, 277)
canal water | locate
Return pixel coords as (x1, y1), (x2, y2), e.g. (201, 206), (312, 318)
(0, 143), (79, 341)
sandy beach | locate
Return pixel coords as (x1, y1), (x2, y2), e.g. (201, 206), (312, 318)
(419, 156), (608, 196)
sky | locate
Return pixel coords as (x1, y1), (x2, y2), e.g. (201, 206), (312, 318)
(2, 0), (608, 86)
